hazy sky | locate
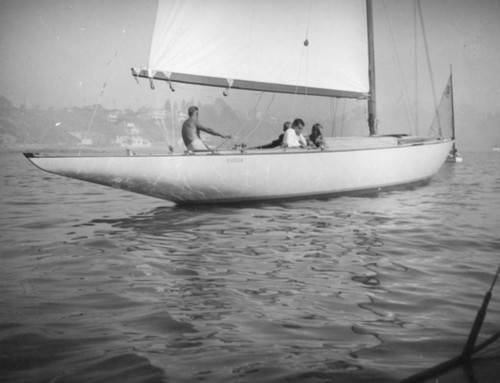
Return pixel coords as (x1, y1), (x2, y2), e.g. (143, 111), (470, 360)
(0, 0), (158, 109)
(1, 0), (499, 148)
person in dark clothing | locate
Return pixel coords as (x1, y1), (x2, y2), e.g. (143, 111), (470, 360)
(307, 123), (324, 148)
(255, 121), (291, 149)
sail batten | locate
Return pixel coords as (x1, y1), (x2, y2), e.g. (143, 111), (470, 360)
(144, 0), (369, 97)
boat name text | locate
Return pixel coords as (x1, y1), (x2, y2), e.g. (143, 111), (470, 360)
(227, 158), (243, 163)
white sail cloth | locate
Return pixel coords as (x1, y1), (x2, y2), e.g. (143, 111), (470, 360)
(148, 0), (369, 97)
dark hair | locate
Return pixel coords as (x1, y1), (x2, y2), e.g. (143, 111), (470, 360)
(309, 123), (324, 147)
(312, 123), (323, 134)
(188, 106), (199, 117)
(292, 118), (305, 127)
(283, 121), (291, 131)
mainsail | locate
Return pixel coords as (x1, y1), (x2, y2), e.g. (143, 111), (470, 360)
(134, 0), (370, 99)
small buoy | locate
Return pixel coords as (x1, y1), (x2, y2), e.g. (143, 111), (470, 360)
(304, 39), (309, 46)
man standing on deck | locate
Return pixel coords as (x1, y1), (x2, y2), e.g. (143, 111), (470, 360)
(181, 106), (232, 151)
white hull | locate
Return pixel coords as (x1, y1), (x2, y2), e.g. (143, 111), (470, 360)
(24, 138), (453, 204)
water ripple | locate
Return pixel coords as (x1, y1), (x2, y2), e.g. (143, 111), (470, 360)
(1, 152), (500, 382)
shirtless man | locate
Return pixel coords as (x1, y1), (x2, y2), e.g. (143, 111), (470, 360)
(181, 106), (232, 151)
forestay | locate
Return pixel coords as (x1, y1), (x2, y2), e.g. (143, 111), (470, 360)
(144, 0), (369, 98)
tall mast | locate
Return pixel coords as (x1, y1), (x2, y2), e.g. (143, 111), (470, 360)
(366, 0), (377, 135)
(450, 65), (455, 141)
(450, 64), (456, 155)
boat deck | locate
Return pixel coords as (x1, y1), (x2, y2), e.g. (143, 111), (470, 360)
(25, 136), (448, 159)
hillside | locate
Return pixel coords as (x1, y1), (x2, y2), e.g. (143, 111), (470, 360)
(0, 96), (170, 152)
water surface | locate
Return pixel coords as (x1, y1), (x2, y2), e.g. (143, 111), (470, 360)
(1, 151), (499, 382)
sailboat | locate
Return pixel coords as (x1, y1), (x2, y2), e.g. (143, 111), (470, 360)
(443, 70), (463, 163)
(446, 145), (463, 163)
(24, 0), (454, 204)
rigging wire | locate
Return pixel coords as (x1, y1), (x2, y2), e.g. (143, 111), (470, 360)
(222, 91), (265, 146)
(379, 0), (440, 138)
(78, 106), (99, 156)
(78, 85), (109, 157)
(156, 97), (173, 151)
(238, 92), (276, 145)
(382, 0), (415, 135)
(416, 0), (442, 136)
(340, 99), (346, 137)
(77, 24), (129, 156)
(414, 0), (419, 135)
(329, 98), (338, 136)
(168, 97), (176, 149)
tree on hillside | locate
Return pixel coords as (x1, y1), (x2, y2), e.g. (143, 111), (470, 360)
(0, 96), (13, 110)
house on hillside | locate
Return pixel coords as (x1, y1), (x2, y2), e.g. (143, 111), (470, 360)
(69, 132), (92, 145)
(116, 121), (152, 148)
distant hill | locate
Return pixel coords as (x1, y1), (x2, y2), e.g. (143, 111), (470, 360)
(0, 96), (267, 152)
(0, 96), (172, 151)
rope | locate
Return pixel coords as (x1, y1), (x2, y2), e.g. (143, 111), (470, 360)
(462, 263), (500, 357)
(399, 263), (500, 383)
(211, 91), (274, 150)
(303, 0), (312, 94)
(290, 0), (313, 120)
